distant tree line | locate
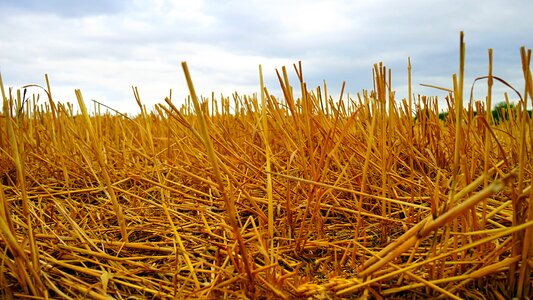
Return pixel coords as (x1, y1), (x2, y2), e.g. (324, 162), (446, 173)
(436, 101), (532, 124)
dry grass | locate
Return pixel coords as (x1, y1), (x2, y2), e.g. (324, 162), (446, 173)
(1, 35), (532, 299)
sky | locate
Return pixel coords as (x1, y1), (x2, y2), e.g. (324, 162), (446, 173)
(0, 0), (532, 116)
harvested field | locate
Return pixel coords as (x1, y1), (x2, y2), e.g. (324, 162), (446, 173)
(1, 36), (532, 299)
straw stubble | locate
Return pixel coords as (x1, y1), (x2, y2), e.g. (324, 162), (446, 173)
(0, 33), (531, 299)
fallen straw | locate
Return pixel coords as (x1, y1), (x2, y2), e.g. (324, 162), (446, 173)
(358, 172), (511, 279)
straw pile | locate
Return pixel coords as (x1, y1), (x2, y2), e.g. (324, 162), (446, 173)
(1, 34), (532, 299)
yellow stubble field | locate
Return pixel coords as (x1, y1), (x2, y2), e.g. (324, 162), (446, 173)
(1, 34), (532, 299)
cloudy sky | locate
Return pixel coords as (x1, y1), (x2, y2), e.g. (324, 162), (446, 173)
(1, 0), (531, 115)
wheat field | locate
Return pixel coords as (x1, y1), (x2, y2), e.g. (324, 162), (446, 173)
(1, 34), (532, 299)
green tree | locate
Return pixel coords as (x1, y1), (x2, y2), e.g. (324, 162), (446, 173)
(492, 102), (516, 124)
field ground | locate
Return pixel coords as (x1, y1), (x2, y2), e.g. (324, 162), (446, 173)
(1, 42), (532, 299)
